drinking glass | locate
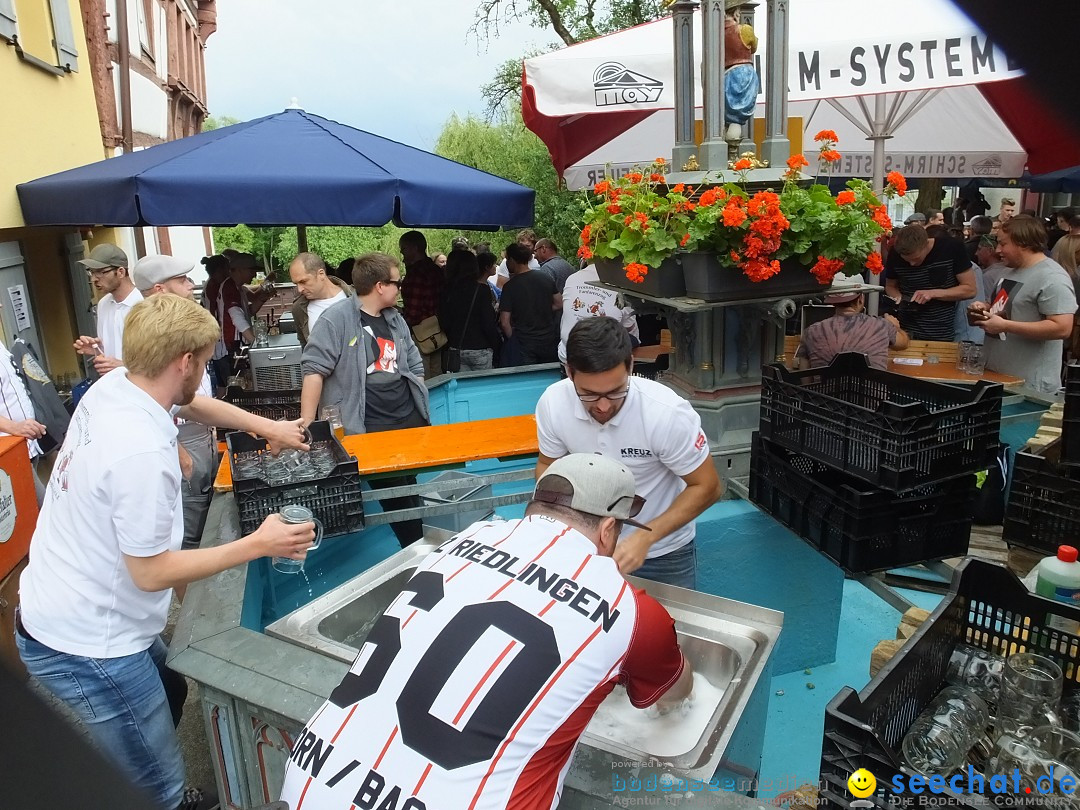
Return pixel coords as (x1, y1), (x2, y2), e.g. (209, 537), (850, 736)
(901, 686), (990, 776)
(947, 644), (1005, 700)
(956, 340), (974, 373)
(320, 406), (345, 442)
(272, 504), (323, 575)
(965, 344), (986, 376)
(997, 652), (1064, 737)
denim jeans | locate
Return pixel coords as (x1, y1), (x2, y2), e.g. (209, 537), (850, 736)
(16, 620), (185, 808)
(633, 541), (697, 590)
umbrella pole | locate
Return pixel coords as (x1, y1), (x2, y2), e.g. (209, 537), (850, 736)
(870, 94), (887, 194)
(297, 225), (309, 254)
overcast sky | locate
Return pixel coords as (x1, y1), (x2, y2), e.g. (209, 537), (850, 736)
(204, 1), (551, 149)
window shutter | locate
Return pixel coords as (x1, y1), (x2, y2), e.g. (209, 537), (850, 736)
(48, 0), (79, 72)
(0, 0), (17, 43)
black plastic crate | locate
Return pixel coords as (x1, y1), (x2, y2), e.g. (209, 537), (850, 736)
(1063, 363), (1080, 467)
(819, 559), (1080, 810)
(749, 434), (974, 574)
(226, 421), (363, 538)
(760, 353), (1003, 492)
(1003, 439), (1080, 555)
(215, 387), (302, 442)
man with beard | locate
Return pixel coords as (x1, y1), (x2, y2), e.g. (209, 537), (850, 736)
(17, 294), (316, 810)
(73, 243), (143, 375)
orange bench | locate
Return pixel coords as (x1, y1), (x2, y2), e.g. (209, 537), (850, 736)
(214, 414), (539, 492)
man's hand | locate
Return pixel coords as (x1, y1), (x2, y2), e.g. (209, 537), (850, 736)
(263, 419), (310, 456)
(253, 513), (316, 561)
(73, 336), (102, 356)
(613, 530), (653, 576)
(978, 314), (1009, 336)
(92, 354), (123, 375)
(9, 419), (46, 440)
(883, 313), (901, 329)
(178, 444), (194, 480)
(910, 289), (939, 304)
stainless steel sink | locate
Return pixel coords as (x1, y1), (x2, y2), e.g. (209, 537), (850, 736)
(265, 539), (782, 783)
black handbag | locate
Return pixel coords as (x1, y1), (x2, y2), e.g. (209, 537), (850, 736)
(447, 286), (480, 373)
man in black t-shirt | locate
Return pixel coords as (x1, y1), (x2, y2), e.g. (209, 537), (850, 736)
(301, 253), (428, 547)
(499, 242), (560, 365)
(884, 225), (976, 340)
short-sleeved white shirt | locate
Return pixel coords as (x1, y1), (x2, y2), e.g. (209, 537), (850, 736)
(558, 266), (639, 363)
(0, 341), (40, 458)
(95, 287), (143, 360)
(306, 290), (347, 331)
(496, 255), (540, 279)
(20, 369), (184, 658)
(536, 377), (710, 557)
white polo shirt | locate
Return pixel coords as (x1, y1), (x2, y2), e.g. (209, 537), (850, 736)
(20, 369), (184, 658)
(96, 287), (144, 359)
(0, 341), (41, 459)
(536, 377), (710, 557)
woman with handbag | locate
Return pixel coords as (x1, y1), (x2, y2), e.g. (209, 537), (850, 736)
(438, 250), (502, 371)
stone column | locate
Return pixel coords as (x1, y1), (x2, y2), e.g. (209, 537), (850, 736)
(699, 0), (727, 171)
(671, 0), (700, 172)
(760, 0), (791, 166)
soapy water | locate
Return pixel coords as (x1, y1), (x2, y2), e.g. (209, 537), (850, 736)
(586, 672), (725, 758)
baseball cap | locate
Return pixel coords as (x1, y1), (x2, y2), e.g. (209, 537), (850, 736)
(903, 212), (926, 225)
(230, 252), (261, 270)
(132, 255), (196, 292)
(78, 243), (129, 270)
(824, 291), (862, 305)
(532, 454), (652, 530)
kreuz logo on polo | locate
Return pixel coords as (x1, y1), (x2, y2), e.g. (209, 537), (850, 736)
(620, 448), (653, 458)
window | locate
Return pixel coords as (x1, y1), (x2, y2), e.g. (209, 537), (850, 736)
(0, 0), (16, 42)
(4, 0), (80, 74)
(137, 0), (154, 60)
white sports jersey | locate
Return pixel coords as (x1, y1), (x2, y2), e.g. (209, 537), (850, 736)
(280, 516), (683, 810)
(536, 377), (711, 557)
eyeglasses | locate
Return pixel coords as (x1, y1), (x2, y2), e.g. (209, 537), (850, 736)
(86, 267), (119, 278)
(575, 384), (630, 403)
(381, 278), (402, 288)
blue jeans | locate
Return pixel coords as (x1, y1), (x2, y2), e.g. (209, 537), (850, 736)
(633, 541), (697, 590)
(16, 620), (185, 808)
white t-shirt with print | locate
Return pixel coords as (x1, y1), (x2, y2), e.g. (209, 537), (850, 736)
(96, 287), (143, 359)
(558, 265), (639, 363)
(306, 290), (347, 332)
(20, 369), (184, 658)
(535, 377), (710, 557)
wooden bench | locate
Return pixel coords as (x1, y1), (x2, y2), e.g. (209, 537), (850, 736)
(214, 414), (539, 493)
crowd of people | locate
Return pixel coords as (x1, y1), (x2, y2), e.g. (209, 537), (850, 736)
(797, 198), (1080, 394)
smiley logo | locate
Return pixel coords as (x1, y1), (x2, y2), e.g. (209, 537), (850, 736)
(848, 768), (876, 798)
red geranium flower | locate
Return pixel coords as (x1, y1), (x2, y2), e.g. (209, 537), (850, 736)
(820, 149), (841, 163)
(836, 190), (856, 205)
(865, 252), (884, 274)
(814, 130), (839, 143)
(734, 158), (753, 171)
(594, 180), (611, 195)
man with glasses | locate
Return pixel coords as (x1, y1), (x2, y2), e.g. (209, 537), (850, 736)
(535, 317), (723, 589)
(300, 252), (428, 548)
(73, 243), (142, 376)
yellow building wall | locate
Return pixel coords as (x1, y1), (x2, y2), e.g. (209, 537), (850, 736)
(0, 0), (106, 229)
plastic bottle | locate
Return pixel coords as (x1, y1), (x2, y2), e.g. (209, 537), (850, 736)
(1036, 545), (1080, 635)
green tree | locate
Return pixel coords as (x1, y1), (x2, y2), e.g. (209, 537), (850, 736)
(201, 114), (240, 132)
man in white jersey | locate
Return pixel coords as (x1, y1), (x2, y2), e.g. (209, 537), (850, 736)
(17, 295), (317, 810)
(280, 454), (692, 810)
(73, 243), (143, 375)
(536, 317), (724, 590)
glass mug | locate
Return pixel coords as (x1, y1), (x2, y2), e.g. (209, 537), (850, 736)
(271, 504), (323, 575)
(956, 340), (974, 373)
(320, 406), (345, 442)
(901, 686), (991, 776)
(997, 652), (1064, 738)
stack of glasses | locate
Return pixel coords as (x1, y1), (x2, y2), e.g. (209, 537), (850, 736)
(902, 648), (1080, 801)
(233, 442), (339, 487)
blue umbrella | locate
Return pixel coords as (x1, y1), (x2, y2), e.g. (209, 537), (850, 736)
(16, 108), (534, 229)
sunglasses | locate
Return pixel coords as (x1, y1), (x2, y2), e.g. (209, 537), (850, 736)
(531, 488), (646, 519)
(381, 278), (402, 288)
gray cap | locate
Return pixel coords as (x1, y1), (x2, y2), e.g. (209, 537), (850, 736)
(131, 255), (196, 292)
(78, 243), (129, 270)
(904, 212), (927, 225)
(533, 454), (651, 530)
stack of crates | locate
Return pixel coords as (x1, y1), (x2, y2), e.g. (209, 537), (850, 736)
(750, 353), (1004, 573)
(1003, 362), (1080, 554)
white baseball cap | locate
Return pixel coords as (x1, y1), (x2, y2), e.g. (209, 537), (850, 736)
(533, 454), (651, 530)
(131, 255), (196, 292)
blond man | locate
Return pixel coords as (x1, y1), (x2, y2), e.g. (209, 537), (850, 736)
(17, 295), (316, 810)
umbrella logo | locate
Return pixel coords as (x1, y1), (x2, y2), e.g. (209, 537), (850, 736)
(593, 62), (664, 107)
(972, 155), (1003, 177)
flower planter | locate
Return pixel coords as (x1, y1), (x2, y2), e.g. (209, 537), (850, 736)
(595, 256), (687, 299)
(681, 253), (829, 302)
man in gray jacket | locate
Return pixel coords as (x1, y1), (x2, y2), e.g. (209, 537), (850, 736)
(300, 252), (429, 547)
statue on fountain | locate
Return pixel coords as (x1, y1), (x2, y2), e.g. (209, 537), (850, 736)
(724, 0), (759, 147)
